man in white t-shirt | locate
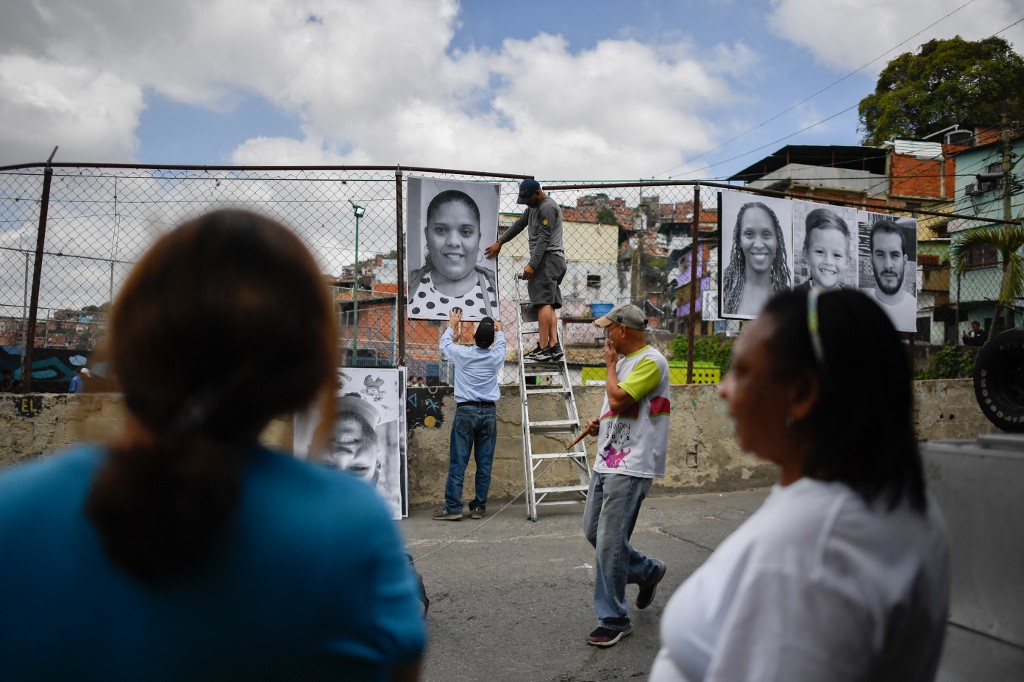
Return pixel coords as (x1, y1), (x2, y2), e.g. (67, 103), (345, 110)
(581, 303), (671, 647)
(869, 220), (916, 331)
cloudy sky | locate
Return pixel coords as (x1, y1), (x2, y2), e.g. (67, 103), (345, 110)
(1, 0), (1021, 181)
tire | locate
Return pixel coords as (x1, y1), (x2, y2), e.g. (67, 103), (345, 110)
(973, 327), (1024, 432)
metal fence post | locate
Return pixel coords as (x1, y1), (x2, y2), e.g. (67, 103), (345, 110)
(396, 166), (406, 366)
(22, 147), (58, 392)
(686, 183), (701, 384)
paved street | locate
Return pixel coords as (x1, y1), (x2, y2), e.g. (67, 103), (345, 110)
(402, 487), (1024, 681)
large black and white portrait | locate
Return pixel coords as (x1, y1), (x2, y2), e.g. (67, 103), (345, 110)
(858, 211), (918, 333)
(294, 367), (408, 519)
(720, 190), (793, 319)
(406, 176), (500, 321)
(792, 201), (858, 292)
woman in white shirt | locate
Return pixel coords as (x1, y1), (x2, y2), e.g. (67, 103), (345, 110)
(651, 288), (950, 682)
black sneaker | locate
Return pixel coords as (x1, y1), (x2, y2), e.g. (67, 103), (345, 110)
(544, 344), (564, 362)
(432, 508), (463, 521)
(586, 625), (632, 647)
(469, 506), (485, 520)
(523, 345), (546, 362)
(636, 560), (666, 609)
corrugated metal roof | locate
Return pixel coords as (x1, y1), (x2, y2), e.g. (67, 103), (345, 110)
(893, 140), (943, 159)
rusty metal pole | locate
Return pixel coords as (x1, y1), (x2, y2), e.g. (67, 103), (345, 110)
(396, 166), (406, 366)
(22, 146), (58, 393)
(686, 184), (701, 384)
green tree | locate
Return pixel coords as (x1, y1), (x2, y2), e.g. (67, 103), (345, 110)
(916, 345), (975, 380)
(858, 36), (1024, 145)
(670, 334), (733, 373)
(950, 219), (1024, 342)
(597, 208), (618, 225)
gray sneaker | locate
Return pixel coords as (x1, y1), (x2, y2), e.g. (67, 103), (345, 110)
(432, 508), (463, 521)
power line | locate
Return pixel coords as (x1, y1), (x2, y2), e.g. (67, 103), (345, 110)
(658, 5), (1021, 180)
(699, 82), (1022, 187)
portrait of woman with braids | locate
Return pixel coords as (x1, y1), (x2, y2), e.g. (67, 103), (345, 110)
(0, 210), (426, 681)
(721, 197), (792, 318)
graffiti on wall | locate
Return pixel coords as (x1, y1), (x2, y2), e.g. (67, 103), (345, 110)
(0, 347), (91, 392)
(406, 385), (451, 428)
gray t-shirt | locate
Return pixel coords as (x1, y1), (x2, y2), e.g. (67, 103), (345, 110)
(500, 195), (564, 269)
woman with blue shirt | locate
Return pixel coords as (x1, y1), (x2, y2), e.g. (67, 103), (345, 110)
(0, 210), (426, 681)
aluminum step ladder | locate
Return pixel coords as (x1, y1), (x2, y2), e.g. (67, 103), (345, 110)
(514, 277), (590, 521)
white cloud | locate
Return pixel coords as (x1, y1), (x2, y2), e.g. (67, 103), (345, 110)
(236, 28), (740, 179)
(0, 55), (143, 162)
(767, 0), (1024, 75)
(0, 0), (755, 178)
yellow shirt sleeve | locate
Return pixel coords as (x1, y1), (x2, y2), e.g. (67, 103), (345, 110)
(619, 355), (660, 402)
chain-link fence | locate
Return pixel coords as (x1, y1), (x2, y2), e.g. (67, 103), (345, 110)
(0, 164), (1016, 390)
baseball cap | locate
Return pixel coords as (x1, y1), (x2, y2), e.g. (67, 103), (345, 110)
(517, 179), (541, 205)
(593, 303), (647, 330)
(475, 316), (495, 348)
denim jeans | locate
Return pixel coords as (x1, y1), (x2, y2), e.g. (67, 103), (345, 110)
(444, 403), (496, 513)
(582, 471), (657, 630)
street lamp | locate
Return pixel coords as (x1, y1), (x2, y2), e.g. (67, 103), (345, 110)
(349, 200), (365, 365)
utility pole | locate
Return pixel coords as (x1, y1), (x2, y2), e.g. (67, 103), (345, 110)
(1001, 112), (1012, 227)
(631, 210), (643, 302)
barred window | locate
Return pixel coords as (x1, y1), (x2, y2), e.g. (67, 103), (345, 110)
(965, 243), (999, 268)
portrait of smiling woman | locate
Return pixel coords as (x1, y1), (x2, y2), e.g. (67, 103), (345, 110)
(406, 178), (500, 321)
(720, 191), (792, 319)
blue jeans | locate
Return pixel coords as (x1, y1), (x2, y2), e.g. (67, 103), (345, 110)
(582, 471), (657, 630)
(444, 403), (496, 513)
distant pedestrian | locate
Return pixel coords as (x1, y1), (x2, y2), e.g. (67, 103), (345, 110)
(433, 308), (505, 521)
(962, 320), (984, 346)
(0, 370), (20, 392)
(69, 367), (90, 393)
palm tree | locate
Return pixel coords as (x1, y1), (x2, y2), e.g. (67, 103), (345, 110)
(950, 216), (1024, 343)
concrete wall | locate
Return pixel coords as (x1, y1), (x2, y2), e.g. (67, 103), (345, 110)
(0, 379), (999, 507)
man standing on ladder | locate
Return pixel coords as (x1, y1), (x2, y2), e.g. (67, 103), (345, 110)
(581, 303), (670, 647)
(484, 179), (566, 362)
(433, 308), (505, 521)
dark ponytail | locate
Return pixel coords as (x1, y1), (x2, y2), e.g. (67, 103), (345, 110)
(86, 436), (244, 579)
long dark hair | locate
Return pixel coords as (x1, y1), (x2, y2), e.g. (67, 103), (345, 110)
(762, 288), (925, 512)
(86, 210), (338, 579)
(722, 201), (791, 314)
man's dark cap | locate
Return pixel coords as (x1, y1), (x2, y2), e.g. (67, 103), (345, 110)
(517, 179), (541, 205)
(475, 317), (495, 348)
